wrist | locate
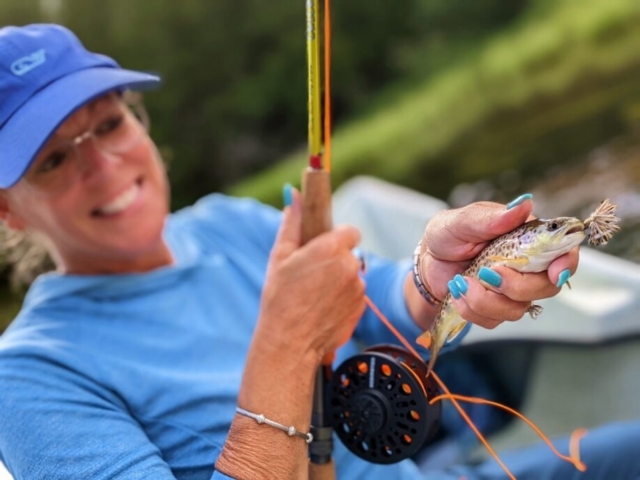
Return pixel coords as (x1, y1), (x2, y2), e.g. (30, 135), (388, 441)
(412, 240), (442, 307)
(252, 319), (323, 370)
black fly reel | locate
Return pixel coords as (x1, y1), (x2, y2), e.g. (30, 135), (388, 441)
(327, 344), (441, 464)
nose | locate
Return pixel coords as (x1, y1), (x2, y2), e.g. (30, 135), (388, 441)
(77, 138), (122, 179)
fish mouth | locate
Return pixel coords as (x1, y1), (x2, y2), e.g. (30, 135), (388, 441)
(560, 217), (585, 236)
(566, 225), (585, 235)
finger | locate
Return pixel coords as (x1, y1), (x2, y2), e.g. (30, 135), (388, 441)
(450, 293), (503, 330)
(479, 266), (560, 302)
(334, 224), (362, 250)
(457, 198), (533, 243)
(455, 276), (532, 322)
(306, 224), (361, 256)
(270, 187), (303, 261)
(548, 247), (580, 287)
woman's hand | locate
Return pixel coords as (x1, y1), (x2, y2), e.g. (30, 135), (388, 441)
(218, 189), (366, 480)
(255, 187), (366, 365)
(415, 196), (579, 330)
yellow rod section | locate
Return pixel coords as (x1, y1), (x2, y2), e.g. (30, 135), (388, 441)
(306, 0), (322, 160)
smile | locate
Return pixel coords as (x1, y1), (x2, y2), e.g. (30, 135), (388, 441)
(93, 180), (142, 217)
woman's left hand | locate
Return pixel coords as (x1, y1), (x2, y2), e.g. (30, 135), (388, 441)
(414, 196), (579, 330)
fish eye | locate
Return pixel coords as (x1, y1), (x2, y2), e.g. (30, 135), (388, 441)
(549, 222), (559, 231)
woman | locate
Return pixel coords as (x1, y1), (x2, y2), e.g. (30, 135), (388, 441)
(0, 24), (637, 480)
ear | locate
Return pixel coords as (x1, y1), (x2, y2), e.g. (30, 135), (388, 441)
(0, 192), (27, 231)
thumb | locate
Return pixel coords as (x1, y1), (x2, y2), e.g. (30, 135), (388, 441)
(449, 196), (534, 243)
(270, 186), (302, 261)
(487, 195), (535, 238)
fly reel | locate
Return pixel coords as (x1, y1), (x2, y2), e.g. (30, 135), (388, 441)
(327, 344), (441, 464)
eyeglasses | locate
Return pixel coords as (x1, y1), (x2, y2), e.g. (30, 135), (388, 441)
(22, 94), (151, 197)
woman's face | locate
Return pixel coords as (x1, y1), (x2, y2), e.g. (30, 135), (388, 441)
(0, 93), (172, 274)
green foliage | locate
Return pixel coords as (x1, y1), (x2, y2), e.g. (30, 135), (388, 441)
(0, 0), (527, 209)
(231, 0), (640, 205)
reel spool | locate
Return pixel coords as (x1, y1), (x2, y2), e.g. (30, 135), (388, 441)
(327, 344), (441, 464)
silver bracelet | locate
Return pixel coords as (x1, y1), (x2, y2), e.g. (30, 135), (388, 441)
(412, 241), (442, 308)
(236, 407), (314, 444)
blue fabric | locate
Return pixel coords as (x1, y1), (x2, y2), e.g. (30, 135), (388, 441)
(1, 193), (636, 479)
(0, 194), (462, 480)
(430, 421), (640, 480)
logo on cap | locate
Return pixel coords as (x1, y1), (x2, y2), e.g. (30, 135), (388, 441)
(10, 49), (47, 76)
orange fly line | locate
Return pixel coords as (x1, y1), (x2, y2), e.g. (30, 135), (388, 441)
(364, 297), (588, 479)
(319, 2), (587, 478)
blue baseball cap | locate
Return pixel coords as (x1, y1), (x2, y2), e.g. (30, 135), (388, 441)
(0, 24), (161, 188)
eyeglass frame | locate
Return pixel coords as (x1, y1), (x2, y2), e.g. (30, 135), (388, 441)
(19, 91), (151, 197)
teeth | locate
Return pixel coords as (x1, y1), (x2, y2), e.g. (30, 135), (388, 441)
(96, 184), (139, 216)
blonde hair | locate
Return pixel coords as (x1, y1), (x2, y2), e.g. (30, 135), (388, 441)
(0, 226), (54, 291)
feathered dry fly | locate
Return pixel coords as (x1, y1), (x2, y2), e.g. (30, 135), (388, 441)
(583, 199), (620, 246)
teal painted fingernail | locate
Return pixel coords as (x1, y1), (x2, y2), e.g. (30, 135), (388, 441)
(506, 193), (533, 210)
(282, 183), (293, 207)
(448, 280), (461, 299)
(557, 269), (571, 288)
(453, 274), (468, 295)
(479, 267), (502, 287)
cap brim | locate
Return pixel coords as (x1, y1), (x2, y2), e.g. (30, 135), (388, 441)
(0, 67), (161, 188)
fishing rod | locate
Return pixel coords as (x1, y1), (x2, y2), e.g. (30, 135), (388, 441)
(303, 0), (336, 478)
(302, 0), (442, 473)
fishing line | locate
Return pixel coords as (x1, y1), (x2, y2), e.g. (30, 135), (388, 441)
(362, 296), (588, 477)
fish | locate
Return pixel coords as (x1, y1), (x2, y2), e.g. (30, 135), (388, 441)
(417, 216), (590, 378)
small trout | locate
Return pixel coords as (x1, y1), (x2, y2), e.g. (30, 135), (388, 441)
(417, 200), (620, 377)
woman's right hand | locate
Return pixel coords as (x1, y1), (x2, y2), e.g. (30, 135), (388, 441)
(219, 189), (366, 479)
(255, 188), (366, 365)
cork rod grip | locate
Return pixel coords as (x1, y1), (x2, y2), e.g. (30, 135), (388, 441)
(301, 168), (333, 245)
(302, 167), (336, 479)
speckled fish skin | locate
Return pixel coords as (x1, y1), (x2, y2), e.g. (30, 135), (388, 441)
(420, 216), (586, 376)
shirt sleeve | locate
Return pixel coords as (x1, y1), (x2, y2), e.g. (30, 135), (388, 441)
(0, 354), (216, 480)
(354, 254), (470, 359)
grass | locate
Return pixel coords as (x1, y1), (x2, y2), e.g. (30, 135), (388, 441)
(229, 0), (640, 206)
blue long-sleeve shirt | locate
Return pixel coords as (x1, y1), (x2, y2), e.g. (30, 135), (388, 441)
(0, 194), (467, 480)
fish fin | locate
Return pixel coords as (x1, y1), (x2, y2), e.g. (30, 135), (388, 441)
(446, 322), (467, 343)
(426, 352), (437, 378)
(527, 304), (543, 319)
(416, 331), (432, 349)
(488, 255), (530, 267)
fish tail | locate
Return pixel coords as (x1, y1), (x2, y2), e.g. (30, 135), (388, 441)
(426, 346), (440, 378)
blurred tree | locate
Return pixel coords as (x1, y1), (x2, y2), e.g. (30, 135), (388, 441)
(49, 0), (528, 208)
(0, 0), (45, 24)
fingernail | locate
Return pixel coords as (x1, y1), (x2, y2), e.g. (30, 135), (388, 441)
(453, 274), (468, 295)
(479, 267), (502, 287)
(282, 183), (293, 208)
(556, 269), (571, 288)
(448, 280), (461, 299)
(352, 248), (367, 273)
(506, 193), (533, 210)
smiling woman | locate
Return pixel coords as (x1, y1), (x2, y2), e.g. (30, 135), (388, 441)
(0, 22), (638, 480)
(0, 91), (172, 275)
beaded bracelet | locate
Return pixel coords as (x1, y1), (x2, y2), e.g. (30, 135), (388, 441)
(412, 241), (442, 308)
(236, 407), (313, 444)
